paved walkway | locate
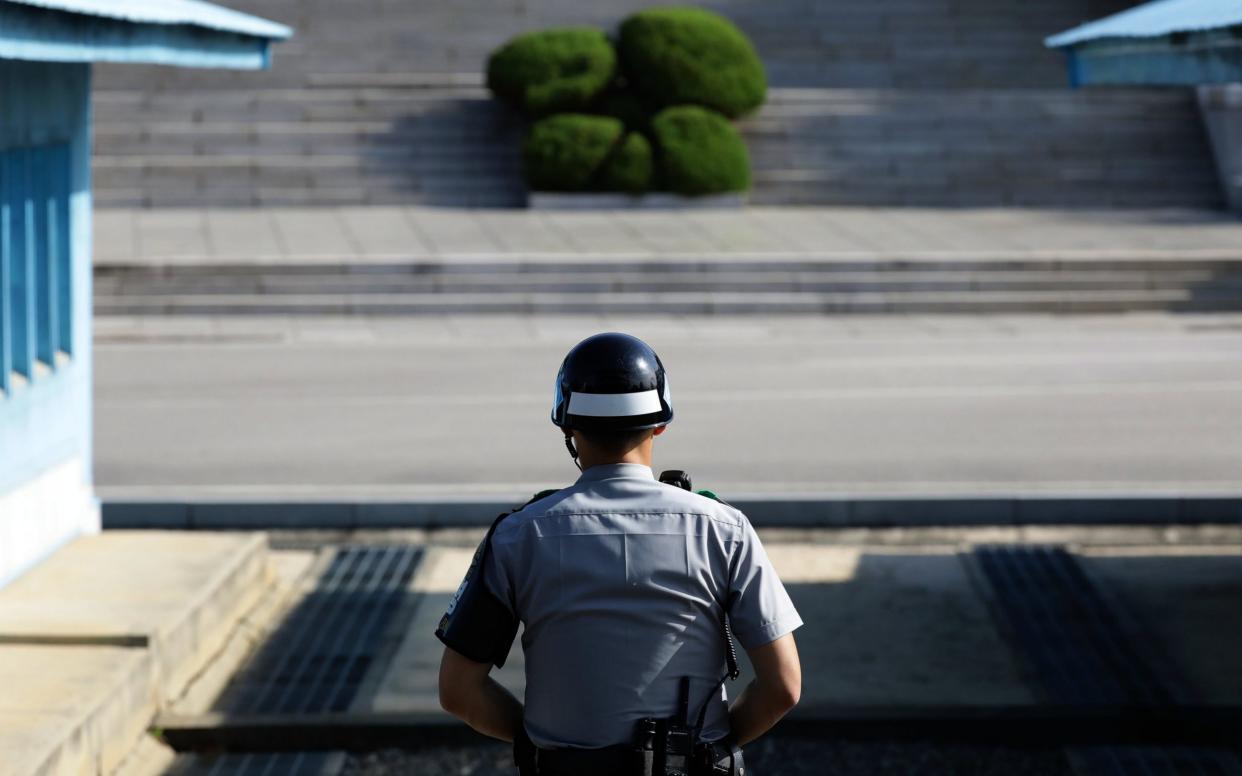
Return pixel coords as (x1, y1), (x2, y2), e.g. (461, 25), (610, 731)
(94, 206), (1242, 265)
(95, 312), (1242, 500)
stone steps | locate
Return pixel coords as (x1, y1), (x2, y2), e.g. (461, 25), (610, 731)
(88, 0), (1210, 208)
(93, 259), (1242, 315)
(93, 289), (1242, 315)
(93, 269), (1238, 295)
(89, 85), (1217, 208)
(0, 532), (273, 776)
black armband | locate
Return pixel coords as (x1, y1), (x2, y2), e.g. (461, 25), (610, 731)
(435, 527), (518, 667)
(435, 571), (519, 667)
(434, 490), (560, 668)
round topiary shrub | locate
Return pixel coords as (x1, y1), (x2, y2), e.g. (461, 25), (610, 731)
(523, 113), (625, 191)
(487, 28), (617, 117)
(598, 132), (654, 193)
(618, 7), (766, 119)
(651, 105), (750, 195)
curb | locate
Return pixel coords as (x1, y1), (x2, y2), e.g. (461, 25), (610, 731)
(102, 495), (1242, 529)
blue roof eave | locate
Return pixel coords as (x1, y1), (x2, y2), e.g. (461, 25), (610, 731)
(0, 0), (288, 69)
(2, 0), (291, 40)
(1047, 0), (1242, 49)
(1054, 30), (1242, 87)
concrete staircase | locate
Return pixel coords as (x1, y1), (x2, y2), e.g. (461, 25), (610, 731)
(0, 532), (272, 776)
(90, 0), (1221, 208)
(94, 258), (1242, 315)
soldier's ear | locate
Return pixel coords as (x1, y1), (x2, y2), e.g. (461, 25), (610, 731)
(653, 425), (668, 437)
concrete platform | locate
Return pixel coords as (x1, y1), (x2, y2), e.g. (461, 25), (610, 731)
(0, 644), (156, 776)
(769, 544), (1035, 709)
(0, 531), (270, 703)
(94, 206), (1242, 267)
(1079, 545), (1242, 705)
(0, 531), (272, 776)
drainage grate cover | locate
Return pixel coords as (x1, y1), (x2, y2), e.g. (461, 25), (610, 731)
(1068, 746), (1242, 776)
(970, 545), (1190, 707)
(215, 545), (422, 715)
(164, 751), (346, 776)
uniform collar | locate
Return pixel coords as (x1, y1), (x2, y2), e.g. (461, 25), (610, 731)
(576, 463), (655, 483)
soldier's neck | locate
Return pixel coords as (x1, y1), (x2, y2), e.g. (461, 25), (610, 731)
(576, 440), (655, 470)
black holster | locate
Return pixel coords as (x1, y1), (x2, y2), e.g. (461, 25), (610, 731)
(630, 717), (743, 776)
(691, 738), (744, 776)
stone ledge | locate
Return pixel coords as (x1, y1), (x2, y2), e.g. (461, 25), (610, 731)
(0, 645), (156, 776)
(0, 531), (270, 705)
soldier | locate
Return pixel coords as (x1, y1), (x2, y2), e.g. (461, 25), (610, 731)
(437, 332), (802, 775)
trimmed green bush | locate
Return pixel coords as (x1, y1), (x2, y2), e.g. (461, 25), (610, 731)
(487, 28), (617, 116)
(523, 114), (624, 191)
(651, 106), (750, 195)
(598, 132), (654, 193)
(618, 7), (766, 119)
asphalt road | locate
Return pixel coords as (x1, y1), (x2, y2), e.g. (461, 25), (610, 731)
(93, 313), (1242, 500)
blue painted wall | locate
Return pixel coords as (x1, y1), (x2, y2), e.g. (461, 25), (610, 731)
(0, 58), (93, 504)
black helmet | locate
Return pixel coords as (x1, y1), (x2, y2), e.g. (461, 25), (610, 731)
(551, 333), (673, 432)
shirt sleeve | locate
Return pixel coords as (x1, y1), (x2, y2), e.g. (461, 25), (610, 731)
(434, 529), (520, 668)
(727, 517), (803, 650)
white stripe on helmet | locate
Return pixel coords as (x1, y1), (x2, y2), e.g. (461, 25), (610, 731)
(567, 389), (662, 417)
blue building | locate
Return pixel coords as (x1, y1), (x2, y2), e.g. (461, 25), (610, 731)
(1047, 0), (1242, 211)
(0, 0), (290, 587)
(1046, 0), (1242, 87)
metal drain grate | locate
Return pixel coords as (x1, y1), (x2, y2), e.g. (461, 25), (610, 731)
(216, 545), (422, 715)
(164, 751), (346, 776)
(1068, 746), (1242, 776)
(970, 545), (1189, 707)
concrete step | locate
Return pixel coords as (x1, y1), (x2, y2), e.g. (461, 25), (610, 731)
(0, 644), (157, 776)
(86, 0), (1205, 208)
(87, 83), (1215, 208)
(89, 86), (1194, 116)
(91, 288), (1242, 316)
(0, 531), (273, 776)
(92, 269), (1242, 296)
(0, 531), (271, 704)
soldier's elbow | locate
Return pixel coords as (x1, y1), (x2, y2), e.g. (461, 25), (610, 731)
(439, 684), (463, 717)
(438, 672), (472, 719)
(766, 676), (799, 713)
(779, 680), (801, 711)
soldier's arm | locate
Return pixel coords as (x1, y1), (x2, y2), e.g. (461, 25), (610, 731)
(728, 632), (802, 745)
(438, 646), (524, 742)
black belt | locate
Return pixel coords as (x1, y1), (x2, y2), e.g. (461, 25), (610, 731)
(533, 740), (739, 776)
(535, 744), (637, 776)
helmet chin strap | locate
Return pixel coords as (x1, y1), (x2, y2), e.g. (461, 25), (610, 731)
(563, 432), (583, 471)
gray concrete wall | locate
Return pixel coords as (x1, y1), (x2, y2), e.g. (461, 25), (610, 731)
(1198, 85), (1242, 212)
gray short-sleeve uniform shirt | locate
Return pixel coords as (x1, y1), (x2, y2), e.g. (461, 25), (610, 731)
(472, 463), (802, 749)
